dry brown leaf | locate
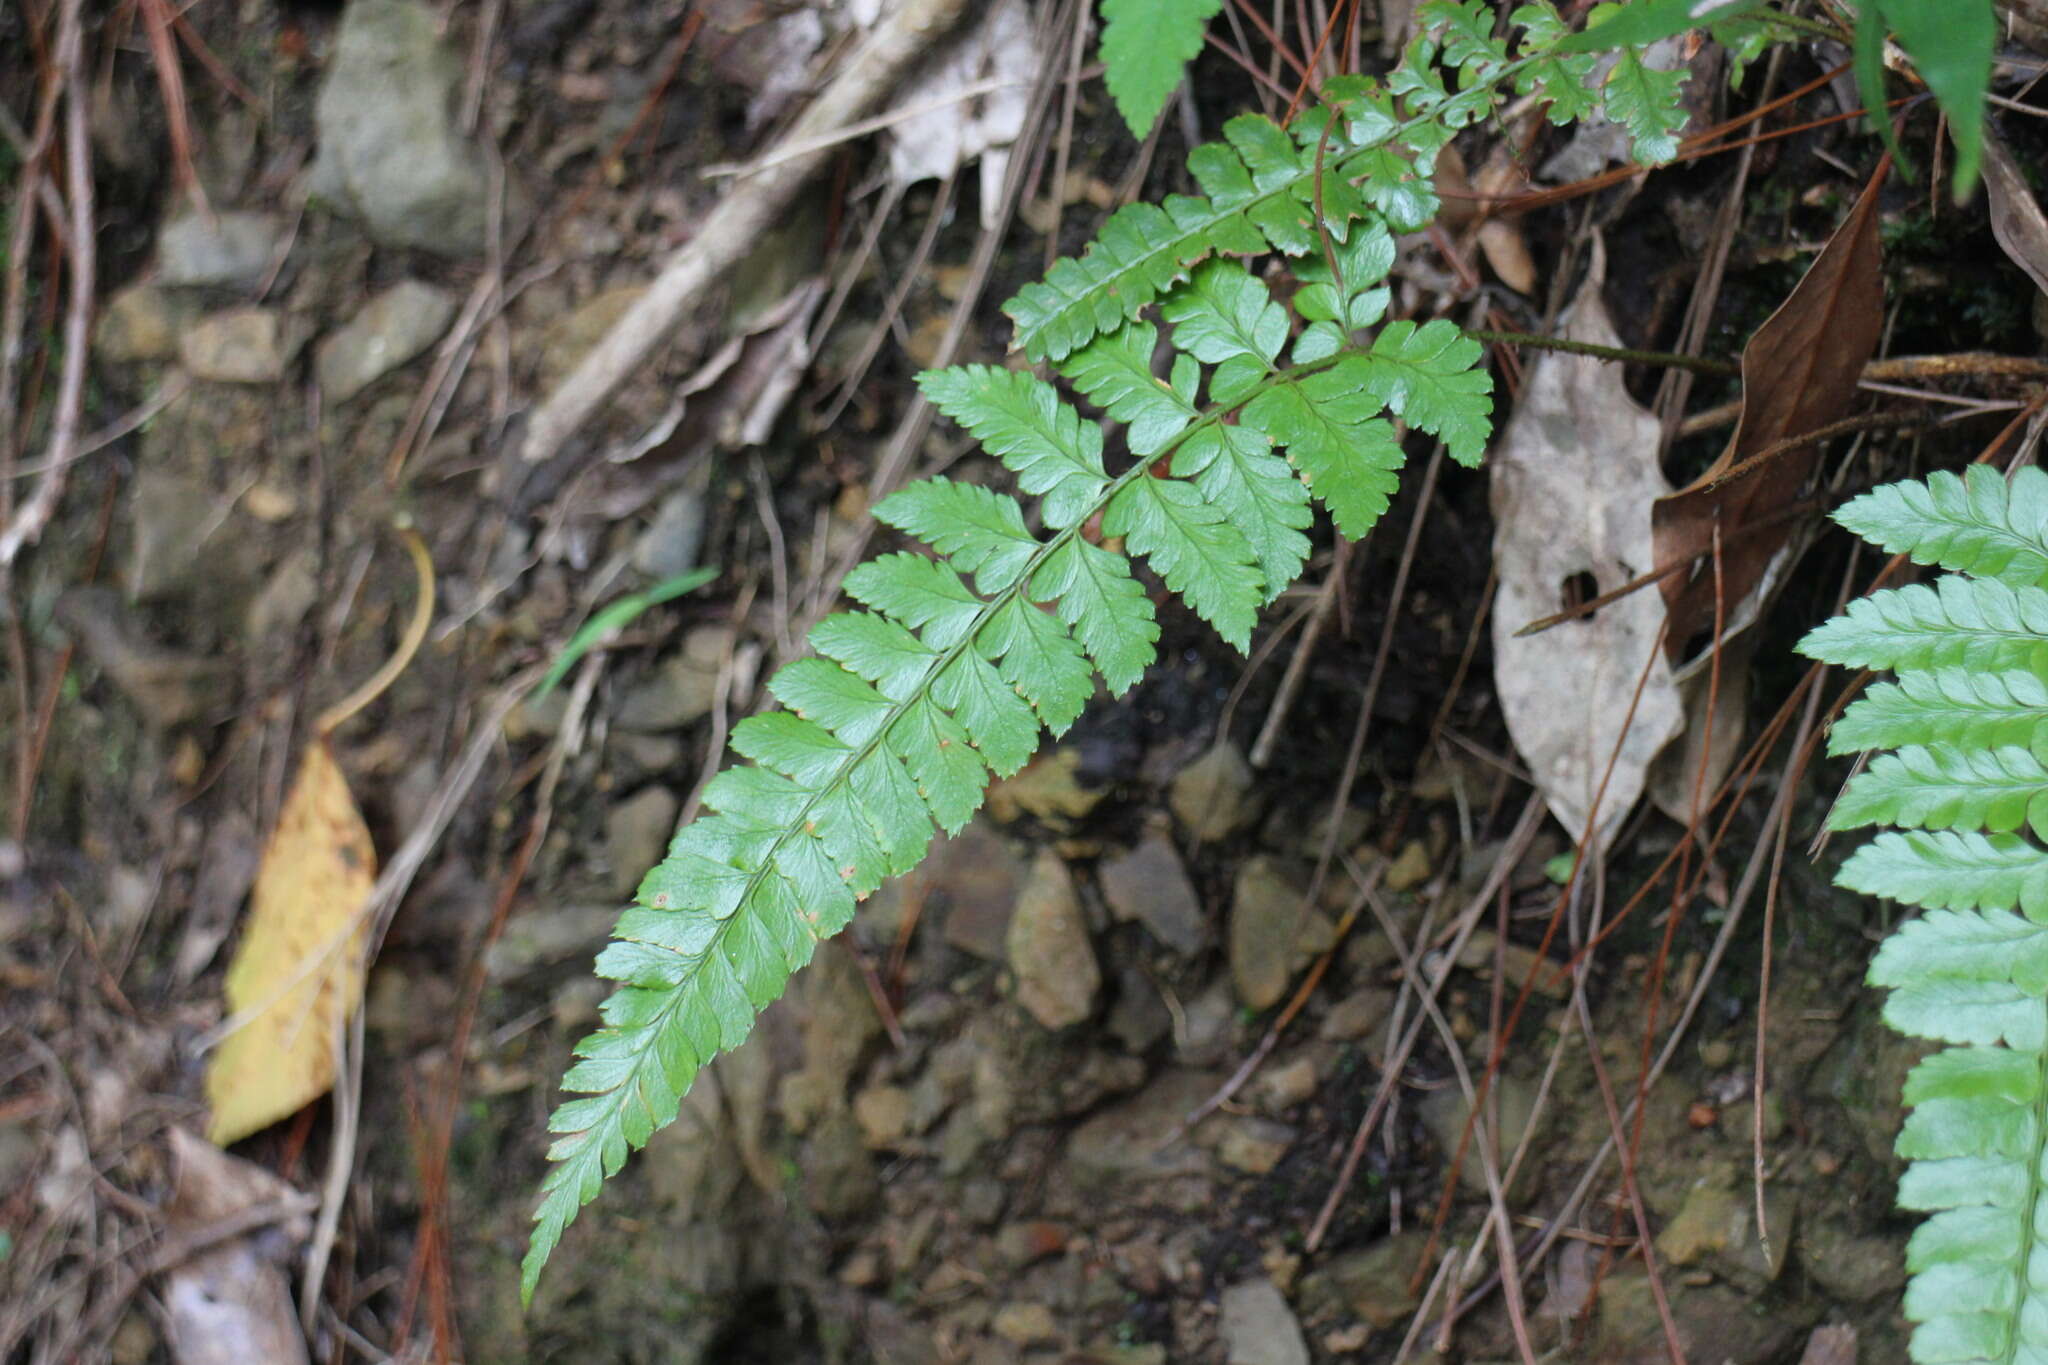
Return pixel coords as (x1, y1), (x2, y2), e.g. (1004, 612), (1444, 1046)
(161, 1128), (310, 1365)
(204, 739), (374, 1146)
(1492, 243), (1684, 851)
(1981, 124), (2048, 301)
(1652, 162), (1887, 662)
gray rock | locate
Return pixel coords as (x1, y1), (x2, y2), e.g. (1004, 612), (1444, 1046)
(94, 284), (193, 362)
(799, 1109), (878, 1219)
(1106, 966), (1172, 1053)
(605, 786), (679, 898)
(179, 308), (300, 383)
(614, 626), (730, 732)
(313, 0), (498, 254)
(1418, 1075), (1538, 1196)
(1319, 986), (1396, 1043)
(1799, 1220), (1905, 1303)
(1098, 830), (1208, 956)
(157, 210), (285, 288)
(1214, 1116), (1296, 1174)
(1299, 1231), (1429, 1328)
(1065, 1069), (1218, 1183)
(1229, 856), (1307, 1010)
(1218, 1278), (1310, 1365)
(1170, 741), (1260, 841)
(633, 487), (707, 581)
(1006, 852), (1099, 1030)
(315, 280), (456, 403)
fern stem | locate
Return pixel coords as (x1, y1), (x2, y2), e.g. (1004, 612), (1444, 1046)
(547, 343), (1360, 1206)
(1467, 327), (1740, 377)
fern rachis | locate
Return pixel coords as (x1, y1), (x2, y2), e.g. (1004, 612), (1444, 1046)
(523, 0), (1705, 1300)
(1803, 464), (2048, 1363)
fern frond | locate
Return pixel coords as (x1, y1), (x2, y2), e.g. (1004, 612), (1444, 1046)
(1831, 666), (2048, 756)
(1805, 470), (2048, 1361)
(1003, 4), (1690, 361)
(1098, 0), (1226, 138)
(1837, 831), (2048, 919)
(1836, 467), (2048, 589)
(528, 0), (1690, 1300)
(1796, 576), (2048, 675)
(1831, 745), (2048, 839)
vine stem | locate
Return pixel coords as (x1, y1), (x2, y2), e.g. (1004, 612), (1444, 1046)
(1467, 327), (1741, 377)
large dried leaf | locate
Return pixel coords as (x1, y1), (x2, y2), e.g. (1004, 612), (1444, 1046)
(1981, 124), (2048, 302)
(1492, 250), (1684, 851)
(205, 740), (374, 1146)
(161, 1129), (310, 1365)
(1653, 163), (1886, 662)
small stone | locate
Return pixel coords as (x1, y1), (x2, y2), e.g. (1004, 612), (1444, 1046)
(1319, 987), (1395, 1043)
(1383, 838), (1432, 892)
(1454, 929), (1569, 998)
(1106, 967), (1172, 1053)
(986, 748), (1105, 826)
(315, 280), (457, 403)
(1301, 1232), (1429, 1328)
(605, 786), (679, 898)
(1656, 1176), (1742, 1266)
(1218, 1278), (1310, 1365)
(1006, 852), (1099, 1030)
(537, 285), (646, 386)
(632, 487), (707, 581)
(1098, 830), (1209, 957)
(994, 1220), (1068, 1268)
(94, 284), (192, 362)
(1214, 1116), (1296, 1174)
(991, 1302), (1058, 1347)
(1230, 856), (1307, 1010)
(614, 626), (730, 731)
(1170, 741), (1260, 841)
(799, 1109), (878, 1219)
(157, 210), (285, 287)
(1175, 980), (1236, 1067)
(313, 0), (500, 255)
(1250, 1056), (1318, 1113)
(853, 1085), (912, 1148)
(1066, 1069), (1217, 1182)
(1417, 1075), (1537, 1195)
(179, 308), (300, 383)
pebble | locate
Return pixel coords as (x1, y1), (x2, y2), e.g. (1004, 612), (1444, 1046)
(852, 1085), (912, 1148)
(1169, 740), (1261, 841)
(314, 280), (457, 403)
(1214, 1116), (1296, 1174)
(156, 209), (285, 288)
(1383, 838), (1432, 892)
(1097, 829), (1209, 957)
(1229, 856), (1308, 1010)
(985, 748), (1105, 826)
(179, 308), (300, 383)
(991, 1303), (1058, 1347)
(312, 0), (499, 254)
(605, 786), (679, 899)
(1218, 1278), (1310, 1365)
(1318, 986), (1395, 1043)
(94, 283), (192, 362)
(632, 487), (707, 581)
(1005, 852), (1099, 1030)
(614, 626), (731, 731)
(1249, 1056), (1318, 1113)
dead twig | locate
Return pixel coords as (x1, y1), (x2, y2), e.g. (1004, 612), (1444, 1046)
(516, 0), (971, 466)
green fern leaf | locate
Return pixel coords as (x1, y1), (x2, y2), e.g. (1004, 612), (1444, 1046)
(1836, 468), (2048, 590)
(1837, 831), (2048, 920)
(918, 367), (1109, 529)
(1171, 424), (1313, 600)
(1031, 537), (1158, 694)
(1162, 260), (1287, 405)
(1831, 666), (2048, 757)
(872, 478), (1039, 595)
(1511, 3), (1603, 123)
(1357, 320), (1494, 466)
(1058, 323), (1197, 456)
(1601, 45), (1690, 164)
(1103, 474), (1264, 649)
(1804, 466), (2048, 1361)
(1240, 370), (1405, 540)
(1097, 0), (1226, 138)
(1796, 577), (2048, 676)
(1831, 745), (2048, 839)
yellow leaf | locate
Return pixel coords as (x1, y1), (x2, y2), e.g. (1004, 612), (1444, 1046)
(205, 740), (374, 1146)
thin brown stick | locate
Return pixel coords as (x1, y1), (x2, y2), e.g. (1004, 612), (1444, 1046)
(517, 0), (969, 465)
(0, 0), (91, 569)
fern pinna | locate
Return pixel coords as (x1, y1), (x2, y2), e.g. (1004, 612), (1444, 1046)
(522, 1), (1692, 1297)
(1802, 465), (2048, 1363)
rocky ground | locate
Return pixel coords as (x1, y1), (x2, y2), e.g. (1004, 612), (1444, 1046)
(1, 0), (2030, 1361)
